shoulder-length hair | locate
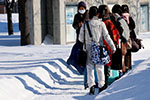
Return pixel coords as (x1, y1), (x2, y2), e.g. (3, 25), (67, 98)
(98, 5), (111, 18)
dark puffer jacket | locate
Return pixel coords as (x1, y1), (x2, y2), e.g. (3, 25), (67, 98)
(72, 10), (88, 41)
(128, 17), (136, 39)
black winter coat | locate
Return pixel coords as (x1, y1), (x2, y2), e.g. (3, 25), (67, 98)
(128, 17), (136, 39)
(72, 11), (88, 41)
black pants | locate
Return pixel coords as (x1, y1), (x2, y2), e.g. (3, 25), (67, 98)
(104, 66), (110, 87)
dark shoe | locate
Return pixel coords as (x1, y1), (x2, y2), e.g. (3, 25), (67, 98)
(103, 84), (107, 90)
(98, 86), (105, 93)
(89, 86), (95, 95)
(115, 77), (120, 80)
(119, 72), (125, 78)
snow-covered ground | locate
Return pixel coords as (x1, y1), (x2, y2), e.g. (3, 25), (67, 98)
(0, 14), (150, 100)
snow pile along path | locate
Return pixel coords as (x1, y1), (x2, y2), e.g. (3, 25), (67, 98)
(95, 57), (150, 100)
(95, 33), (150, 100)
(0, 45), (91, 100)
(0, 57), (85, 100)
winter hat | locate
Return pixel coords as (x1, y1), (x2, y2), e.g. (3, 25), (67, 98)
(78, 1), (86, 9)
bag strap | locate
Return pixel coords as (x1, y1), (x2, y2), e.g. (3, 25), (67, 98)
(83, 22), (86, 49)
(86, 21), (102, 44)
(85, 21), (93, 38)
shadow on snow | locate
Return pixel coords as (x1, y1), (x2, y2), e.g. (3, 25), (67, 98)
(0, 58), (83, 95)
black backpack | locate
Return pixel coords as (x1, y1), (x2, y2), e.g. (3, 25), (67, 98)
(110, 14), (124, 39)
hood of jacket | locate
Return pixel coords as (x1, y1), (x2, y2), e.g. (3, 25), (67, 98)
(90, 16), (102, 27)
(122, 13), (130, 24)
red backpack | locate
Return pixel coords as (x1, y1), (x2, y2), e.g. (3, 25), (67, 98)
(104, 19), (120, 46)
(103, 19), (120, 66)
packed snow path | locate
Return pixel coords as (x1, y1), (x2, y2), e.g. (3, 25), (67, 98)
(0, 44), (97, 100)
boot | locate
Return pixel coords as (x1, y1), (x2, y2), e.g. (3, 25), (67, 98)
(98, 86), (105, 93)
(103, 83), (107, 90)
(89, 85), (95, 95)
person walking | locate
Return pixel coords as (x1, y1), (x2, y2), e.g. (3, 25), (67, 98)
(112, 4), (130, 76)
(79, 6), (116, 95)
(121, 4), (137, 71)
(67, 1), (88, 75)
(98, 5), (120, 88)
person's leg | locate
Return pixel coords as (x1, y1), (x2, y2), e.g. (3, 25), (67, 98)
(129, 52), (132, 69)
(95, 65), (105, 93)
(104, 66), (108, 88)
(94, 67), (98, 88)
(122, 55), (126, 73)
(87, 63), (95, 94)
(87, 64), (95, 88)
(84, 67), (88, 89)
(104, 66), (110, 89)
(121, 42), (127, 74)
(125, 51), (132, 70)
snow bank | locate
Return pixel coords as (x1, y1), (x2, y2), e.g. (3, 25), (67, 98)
(0, 44), (90, 100)
(95, 33), (150, 100)
(42, 34), (53, 45)
(95, 58), (150, 100)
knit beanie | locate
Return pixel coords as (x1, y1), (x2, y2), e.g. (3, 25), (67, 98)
(78, 1), (86, 9)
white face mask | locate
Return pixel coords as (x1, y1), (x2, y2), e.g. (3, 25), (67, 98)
(79, 9), (86, 14)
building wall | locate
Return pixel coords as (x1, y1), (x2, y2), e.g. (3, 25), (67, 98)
(28, 0), (150, 45)
(40, 0), (47, 41)
(140, 0), (150, 32)
(53, 0), (66, 44)
(27, 0), (33, 45)
(0, 1), (6, 14)
(46, 0), (53, 37)
(28, 0), (66, 45)
(0, 5), (5, 13)
(28, 0), (42, 45)
(65, 0), (105, 8)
